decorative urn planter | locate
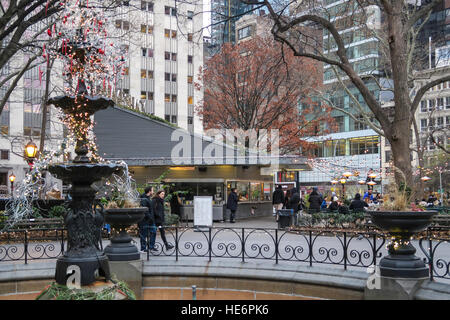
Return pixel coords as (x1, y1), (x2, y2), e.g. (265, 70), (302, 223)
(368, 211), (437, 279)
(103, 207), (146, 261)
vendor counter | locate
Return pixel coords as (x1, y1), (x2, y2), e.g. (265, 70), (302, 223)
(179, 201), (273, 222)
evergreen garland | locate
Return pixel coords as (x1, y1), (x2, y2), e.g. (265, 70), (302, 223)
(35, 280), (136, 300)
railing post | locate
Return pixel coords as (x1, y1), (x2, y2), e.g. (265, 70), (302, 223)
(428, 229), (433, 281)
(275, 229), (278, 264)
(147, 226), (150, 261)
(343, 232), (347, 271)
(24, 230), (28, 265)
(242, 228), (245, 263)
(60, 229), (64, 256)
(372, 233), (377, 269)
(176, 226), (179, 262)
(208, 227), (212, 262)
(309, 230), (313, 267)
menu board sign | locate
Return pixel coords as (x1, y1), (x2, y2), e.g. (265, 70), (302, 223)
(194, 196), (213, 228)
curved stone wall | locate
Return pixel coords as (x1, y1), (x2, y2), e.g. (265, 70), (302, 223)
(0, 259), (449, 300)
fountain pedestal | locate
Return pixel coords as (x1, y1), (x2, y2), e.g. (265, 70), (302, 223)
(369, 211), (436, 279)
(49, 164), (121, 286)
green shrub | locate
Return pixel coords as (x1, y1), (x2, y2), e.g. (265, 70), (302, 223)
(0, 211), (8, 229)
(48, 205), (66, 218)
(165, 213), (179, 226)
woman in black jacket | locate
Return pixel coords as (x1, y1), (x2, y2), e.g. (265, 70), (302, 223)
(308, 188), (323, 213)
(150, 190), (174, 250)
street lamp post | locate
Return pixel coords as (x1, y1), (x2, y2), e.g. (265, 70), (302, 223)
(24, 140), (38, 170)
(340, 178), (347, 199)
(9, 173), (16, 197)
(368, 172), (377, 191)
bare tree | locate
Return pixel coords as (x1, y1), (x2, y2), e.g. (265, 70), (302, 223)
(231, 0), (450, 188)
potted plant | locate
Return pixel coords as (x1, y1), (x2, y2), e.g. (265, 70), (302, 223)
(96, 170), (146, 261)
(367, 170), (437, 279)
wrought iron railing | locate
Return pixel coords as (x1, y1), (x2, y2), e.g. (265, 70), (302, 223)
(0, 226), (449, 282)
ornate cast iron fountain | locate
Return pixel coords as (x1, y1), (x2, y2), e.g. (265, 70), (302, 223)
(47, 30), (122, 286)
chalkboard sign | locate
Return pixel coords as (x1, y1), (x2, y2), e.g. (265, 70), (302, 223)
(194, 196), (213, 229)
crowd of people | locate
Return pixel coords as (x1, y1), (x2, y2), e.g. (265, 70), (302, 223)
(272, 186), (386, 219)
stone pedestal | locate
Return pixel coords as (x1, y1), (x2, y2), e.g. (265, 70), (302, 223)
(109, 260), (143, 300)
(364, 276), (426, 300)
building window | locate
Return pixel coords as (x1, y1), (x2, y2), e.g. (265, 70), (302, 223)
(188, 116), (193, 124)
(141, 24), (153, 34)
(165, 114), (170, 122)
(437, 116), (444, 127)
(141, 1), (153, 12)
(115, 20), (129, 30)
(0, 150), (9, 160)
(349, 136), (379, 155)
(334, 116), (344, 132)
(171, 115), (177, 123)
(385, 150), (391, 162)
(420, 100), (427, 112)
(0, 106), (9, 135)
(187, 76), (193, 84)
(437, 97), (444, 109)
(165, 73), (171, 81)
(188, 96), (193, 105)
(428, 99), (435, 111)
(165, 6), (176, 16)
(187, 10), (194, 19)
(238, 26), (252, 40)
(188, 55), (193, 63)
(141, 91), (147, 100)
(420, 118), (427, 131)
(165, 94), (171, 102)
(148, 71), (153, 79)
(171, 74), (177, 82)
(446, 96), (450, 109)
(141, 69), (147, 78)
(188, 33), (193, 42)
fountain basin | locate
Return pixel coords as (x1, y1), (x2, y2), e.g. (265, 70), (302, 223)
(104, 207), (146, 261)
(368, 210), (437, 279)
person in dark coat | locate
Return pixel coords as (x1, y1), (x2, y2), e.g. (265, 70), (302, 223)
(308, 188), (323, 213)
(272, 185), (285, 214)
(139, 186), (155, 252)
(349, 193), (369, 212)
(328, 196), (339, 212)
(284, 189), (291, 208)
(150, 190), (174, 250)
(287, 188), (300, 213)
(169, 188), (182, 220)
(226, 188), (239, 223)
